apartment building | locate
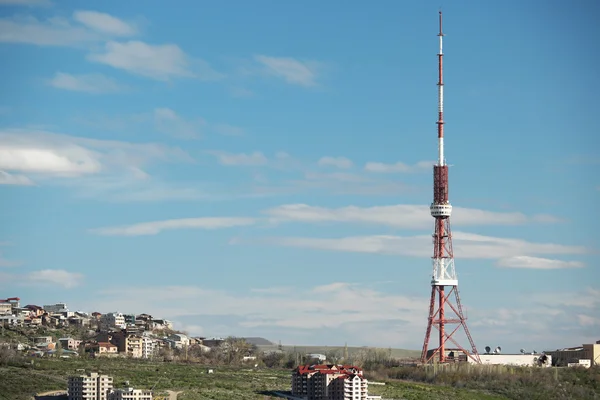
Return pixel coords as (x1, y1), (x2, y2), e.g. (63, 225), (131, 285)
(44, 303), (69, 314)
(141, 336), (156, 359)
(167, 333), (190, 349)
(0, 302), (12, 315)
(126, 335), (143, 358)
(291, 364), (381, 400)
(59, 337), (83, 350)
(68, 372), (113, 400)
(99, 312), (126, 330)
(107, 388), (153, 400)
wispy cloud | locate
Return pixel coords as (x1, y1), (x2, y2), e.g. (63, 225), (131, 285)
(72, 108), (242, 140)
(0, 15), (101, 46)
(0, 10), (135, 47)
(263, 203), (563, 229)
(233, 231), (588, 265)
(27, 269), (83, 288)
(88, 40), (223, 81)
(212, 123), (245, 137)
(90, 217), (257, 236)
(81, 282), (599, 350)
(84, 281), (427, 348)
(0, 170), (34, 185)
(365, 160), (434, 173)
(153, 108), (204, 139)
(0, 0), (52, 6)
(1, 10), (222, 83)
(0, 128), (195, 201)
(0, 248), (21, 267)
(72, 10), (137, 36)
(496, 256), (585, 270)
(0, 128), (190, 180)
(254, 55), (321, 87)
(210, 151), (268, 166)
(0, 269), (83, 288)
(318, 156), (353, 169)
(48, 72), (123, 94)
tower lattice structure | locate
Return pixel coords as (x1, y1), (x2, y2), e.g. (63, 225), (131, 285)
(420, 12), (480, 364)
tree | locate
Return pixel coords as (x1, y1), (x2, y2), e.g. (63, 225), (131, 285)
(55, 340), (63, 358)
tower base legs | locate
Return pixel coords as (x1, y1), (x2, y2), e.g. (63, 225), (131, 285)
(421, 285), (480, 364)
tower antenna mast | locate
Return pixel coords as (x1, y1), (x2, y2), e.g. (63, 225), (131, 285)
(420, 11), (481, 365)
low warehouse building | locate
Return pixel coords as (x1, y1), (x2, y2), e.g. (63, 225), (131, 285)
(468, 353), (552, 367)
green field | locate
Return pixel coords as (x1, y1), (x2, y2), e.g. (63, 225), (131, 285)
(2, 358), (598, 400)
(0, 358), (503, 400)
(257, 344), (421, 360)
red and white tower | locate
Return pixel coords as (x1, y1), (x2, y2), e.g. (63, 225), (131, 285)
(420, 12), (480, 364)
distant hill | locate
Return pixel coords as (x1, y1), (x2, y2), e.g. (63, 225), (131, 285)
(243, 337), (275, 346)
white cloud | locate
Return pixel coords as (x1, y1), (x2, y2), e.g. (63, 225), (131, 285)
(263, 203), (561, 229)
(210, 151), (268, 166)
(81, 282), (599, 350)
(254, 55), (320, 86)
(0, 170), (34, 185)
(496, 256), (585, 270)
(0, 11), (136, 47)
(153, 108), (204, 139)
(237, 231), (588, 262)
(72, 10), (136, 36)
(88, 40), (222, 81)
(0, 129), (191, 183)
(0, 15), (101, 46)
(84, 282), (427, 348)
(48, 72), (123, 94)
(90, 217), (257, 236)
(26, 269), (83, 288)
(318, 156), (353, 169)
(577, 314), (600, 327)
(365, 160), (433, 173)
(0, 134), (102, 177)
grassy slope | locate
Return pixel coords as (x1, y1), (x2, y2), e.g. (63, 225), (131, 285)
(1, 358), (510, 400)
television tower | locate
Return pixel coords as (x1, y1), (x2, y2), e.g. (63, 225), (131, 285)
(420, 11), (480, 364)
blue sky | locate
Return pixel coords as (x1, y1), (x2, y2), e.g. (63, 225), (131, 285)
(0, 0), (598, 353)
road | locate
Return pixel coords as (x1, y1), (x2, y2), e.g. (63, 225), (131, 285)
(166, 390), (183, 400)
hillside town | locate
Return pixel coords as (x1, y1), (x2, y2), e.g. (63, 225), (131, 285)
(0, 296), (228, 360)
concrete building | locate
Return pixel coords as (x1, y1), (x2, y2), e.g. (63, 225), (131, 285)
(0, 314), (23, 326)
(291, 364), (381, 400)
(44, 303), (69, 314)
(59, 337), (83, 350)
(141, 336), (156, 359)
(0, 297), (20, 313)
(0, 302), (12, 315)
(100, 312), (126, 330)
(469, 353), (552, 367)
(33, 336), (53, 344)
(126, 335), (143, 358)
(94, 342), (118, 356)
(167, 333), (190, 349)
(100, 331), (143, 358)
(545, 341), (600, 367)
(68, 372), (113, 400)
(107, 388), (153, 400)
